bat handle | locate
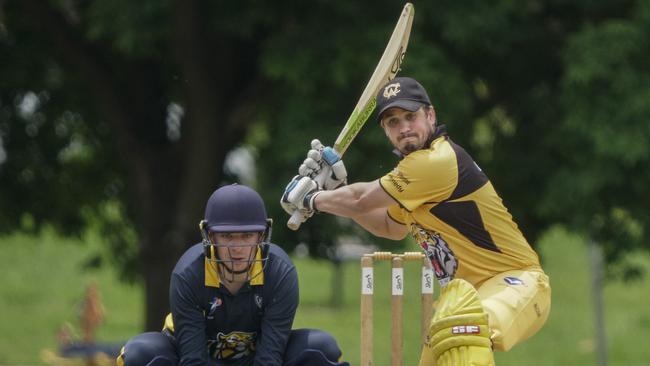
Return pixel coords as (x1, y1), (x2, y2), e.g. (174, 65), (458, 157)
(287, 210), (305, 230)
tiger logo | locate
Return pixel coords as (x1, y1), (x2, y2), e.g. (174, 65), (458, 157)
(207, 331), (256, 360)
(411, 224), (458, 287)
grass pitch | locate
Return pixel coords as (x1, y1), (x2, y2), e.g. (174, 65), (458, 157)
(1, 226), (649, 365)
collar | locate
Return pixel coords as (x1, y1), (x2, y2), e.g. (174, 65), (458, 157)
(204, 246), (265, 288)
(391, 124), (448, 159)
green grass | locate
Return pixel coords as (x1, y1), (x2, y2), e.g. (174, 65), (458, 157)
(0, 231), (142, 365)
(1, 227), (650, 365)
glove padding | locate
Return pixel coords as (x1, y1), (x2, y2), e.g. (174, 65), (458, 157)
(298, 139), (347, 190)
(281, 175), (322, 217)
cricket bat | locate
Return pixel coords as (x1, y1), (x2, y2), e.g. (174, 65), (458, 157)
(288, 2), (415, 230)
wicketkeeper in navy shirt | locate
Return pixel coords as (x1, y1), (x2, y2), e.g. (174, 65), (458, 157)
(118, 184), (348, 366)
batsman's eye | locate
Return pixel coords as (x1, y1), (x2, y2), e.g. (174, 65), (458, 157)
(385, 118), (400, 128)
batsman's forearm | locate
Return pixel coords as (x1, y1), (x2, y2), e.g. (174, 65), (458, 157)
(352, 208), (404, 239)
(314, 180), (407, 240)
(314, 182), (378, 218)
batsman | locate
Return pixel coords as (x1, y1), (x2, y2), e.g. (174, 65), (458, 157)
(281, 77), (551, 365)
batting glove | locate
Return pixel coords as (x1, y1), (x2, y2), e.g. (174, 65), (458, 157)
(280, 175), (322, 217)
(298, 139), (347, 190)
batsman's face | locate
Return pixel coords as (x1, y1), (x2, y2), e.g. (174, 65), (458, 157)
(380, 106), (436, 155)
(209, 231), (260, 274)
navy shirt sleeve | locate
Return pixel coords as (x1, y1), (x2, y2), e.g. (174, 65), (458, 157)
(253, 246), (299, 366)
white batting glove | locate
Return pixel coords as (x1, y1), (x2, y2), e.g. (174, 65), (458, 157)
(298, 139), (347, 190)
(280, 175), (322, 217)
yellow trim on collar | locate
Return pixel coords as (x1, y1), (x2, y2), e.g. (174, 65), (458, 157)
(249, 247), (265, 286)
(205, 246), (220, 288)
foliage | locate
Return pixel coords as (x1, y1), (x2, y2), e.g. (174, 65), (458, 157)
(548, 0), (650, 277)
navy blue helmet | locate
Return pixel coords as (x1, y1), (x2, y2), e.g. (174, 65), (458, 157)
(203, 184), (269, 233)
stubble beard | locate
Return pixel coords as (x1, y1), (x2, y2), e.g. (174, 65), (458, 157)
(398, 124), (435, 155)
(401, 143), (420, 154)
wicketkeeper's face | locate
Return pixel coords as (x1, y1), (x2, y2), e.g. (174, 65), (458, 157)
(209, 231), (260, 274)
(380, 106), (436, 154)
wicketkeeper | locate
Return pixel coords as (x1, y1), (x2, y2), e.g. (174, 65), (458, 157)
(281, 77), (551, 365)
(118, 184), (349, 366)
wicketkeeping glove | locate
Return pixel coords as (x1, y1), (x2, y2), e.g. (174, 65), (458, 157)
(298, 139), (347, 190)
(280, 175), (322, 217)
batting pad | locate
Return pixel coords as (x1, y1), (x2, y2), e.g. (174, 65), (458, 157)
(419, 279), (494, 366)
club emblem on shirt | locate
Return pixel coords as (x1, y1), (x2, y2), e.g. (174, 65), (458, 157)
(254, 294), (263, 309)
(411, 225), (458, 287)
(207, 331), (256, 360)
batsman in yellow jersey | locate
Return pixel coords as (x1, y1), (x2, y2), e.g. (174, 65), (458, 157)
(281, 77), (551, 365)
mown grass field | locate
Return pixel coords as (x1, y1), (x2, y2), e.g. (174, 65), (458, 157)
(1, 227), (649, 365)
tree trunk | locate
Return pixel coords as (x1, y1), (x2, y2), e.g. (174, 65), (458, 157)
(142, 237), (179, 331)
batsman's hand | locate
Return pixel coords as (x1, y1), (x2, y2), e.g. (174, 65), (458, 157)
(298, 139), (347, 190)
(281, 175), (322, 217)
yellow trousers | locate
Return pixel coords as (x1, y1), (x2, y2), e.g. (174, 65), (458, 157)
(477, 268), (551, 351)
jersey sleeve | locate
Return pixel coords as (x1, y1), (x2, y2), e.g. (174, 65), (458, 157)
(379, 148), (458, 212)
(170, 272), (209, 366)
(387, 204), (406, 225)
(254, 259), (299, 365)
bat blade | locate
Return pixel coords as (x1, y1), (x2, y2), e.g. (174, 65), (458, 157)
(333, 2), (415, 156)
(287, 3), (415, 231)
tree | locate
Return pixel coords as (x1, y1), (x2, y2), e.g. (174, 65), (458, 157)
(1, 0), (279, 330)
(550, 0), (650, 278)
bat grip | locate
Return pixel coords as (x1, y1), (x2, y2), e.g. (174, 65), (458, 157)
(287, 210), (304, 230)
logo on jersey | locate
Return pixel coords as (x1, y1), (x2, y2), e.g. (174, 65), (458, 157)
(207, 331), (256, 360)
(504, 277), (524, 285)
(254, 294), (263, 309)
(412, 225), (458, 287)
(383, 82), (401, 99)
(206, 297), (222, 320)
(387, 169), (411, 193)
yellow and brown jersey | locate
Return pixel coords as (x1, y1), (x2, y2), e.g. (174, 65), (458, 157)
(380, 125), (541, 287)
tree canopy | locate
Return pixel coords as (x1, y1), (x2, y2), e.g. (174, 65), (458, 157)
(2, 0), (649, 328)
